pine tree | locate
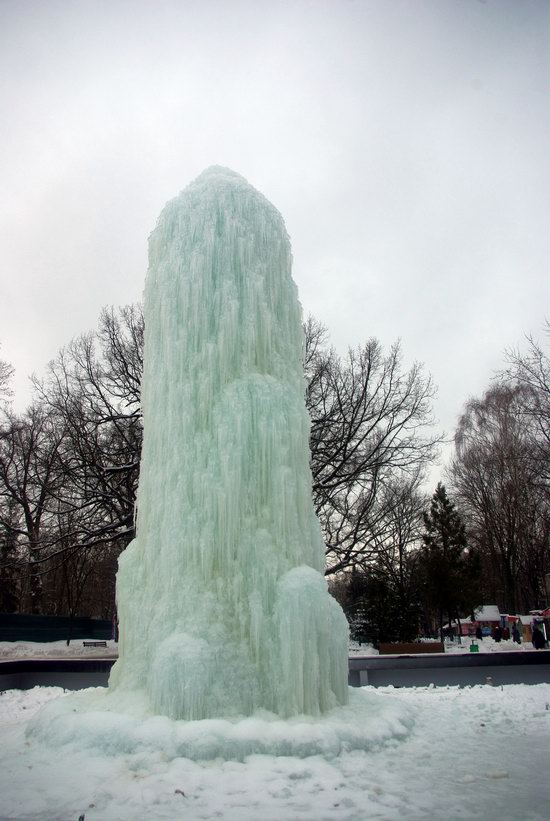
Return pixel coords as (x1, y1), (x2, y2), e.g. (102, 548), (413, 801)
(420, 483), (480, 642)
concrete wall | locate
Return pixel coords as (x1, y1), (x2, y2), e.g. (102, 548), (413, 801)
(349, 651), (550, 688)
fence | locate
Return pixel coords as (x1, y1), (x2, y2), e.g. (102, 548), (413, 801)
(0, 612), (113, 643)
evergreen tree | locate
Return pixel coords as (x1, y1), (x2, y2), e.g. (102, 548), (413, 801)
(336, 563), (421, 646)
(420, 483), (480, 641)
(361, 569), (421, 644)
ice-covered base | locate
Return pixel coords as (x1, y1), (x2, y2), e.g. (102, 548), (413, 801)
(27, 686), (412, 761)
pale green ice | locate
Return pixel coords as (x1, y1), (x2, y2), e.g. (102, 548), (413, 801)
(109, 167), (349, 720)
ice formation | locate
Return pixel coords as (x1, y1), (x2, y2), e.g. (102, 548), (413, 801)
(109, 167), (349, 720)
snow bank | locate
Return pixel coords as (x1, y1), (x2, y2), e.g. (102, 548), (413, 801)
(350, 637), (541, 656)
(26, 685), (412, 761)
(0, 639), (118, 660)
(445, 637), (537, 654)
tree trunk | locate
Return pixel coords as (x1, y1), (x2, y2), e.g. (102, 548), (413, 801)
(28, 547), (43, 615)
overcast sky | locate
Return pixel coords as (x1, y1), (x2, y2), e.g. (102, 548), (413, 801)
(1, 0), (548, 477)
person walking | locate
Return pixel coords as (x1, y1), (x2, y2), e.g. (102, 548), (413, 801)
(532, 626), (546, 649)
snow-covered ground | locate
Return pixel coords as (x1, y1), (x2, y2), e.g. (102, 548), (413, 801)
(0, 640), (119, 660)
(1, 682), (549, 821)
(445, 637), (540, 654)
(349, 637), (540, 655)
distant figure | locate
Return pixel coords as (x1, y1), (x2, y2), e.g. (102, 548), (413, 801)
(512, 624), (521, 644)
(493, 625), (502, 643)
(475, 625), (483, 641)
(502, 626), (510, 640)
(532, 627), (546, 650)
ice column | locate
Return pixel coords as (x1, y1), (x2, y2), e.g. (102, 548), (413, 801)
(109, 167), (349, 719)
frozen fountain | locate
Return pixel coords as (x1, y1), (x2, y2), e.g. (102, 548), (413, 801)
(110, 166), (349, 719)
(28, 169), (411, 759)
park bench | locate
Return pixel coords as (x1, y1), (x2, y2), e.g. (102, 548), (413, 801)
(82, 640), (107, 648)
(378, 642), (444, 655)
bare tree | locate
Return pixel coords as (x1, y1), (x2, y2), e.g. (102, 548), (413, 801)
(0, 495), (21, 612)
(34, 305), (143, 552)
(304, 320), (441, 574)
(502, 321), (550, 488)
(450, 384), (550, 612)
(330, 475), (427, 644)
(0, 347), (14, 402)
(369, 473), (426, 598)
(0, 307), (143, 615)
(0, 406), (65, 613)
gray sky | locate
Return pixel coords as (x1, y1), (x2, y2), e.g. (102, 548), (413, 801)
(1, 0), (548, 477)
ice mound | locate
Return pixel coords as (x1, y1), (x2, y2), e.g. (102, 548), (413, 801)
(109, 167), (350, 719)
(27, 687), (413, 761)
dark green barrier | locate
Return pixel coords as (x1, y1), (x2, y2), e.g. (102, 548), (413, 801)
(0, 613), (113, 643)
